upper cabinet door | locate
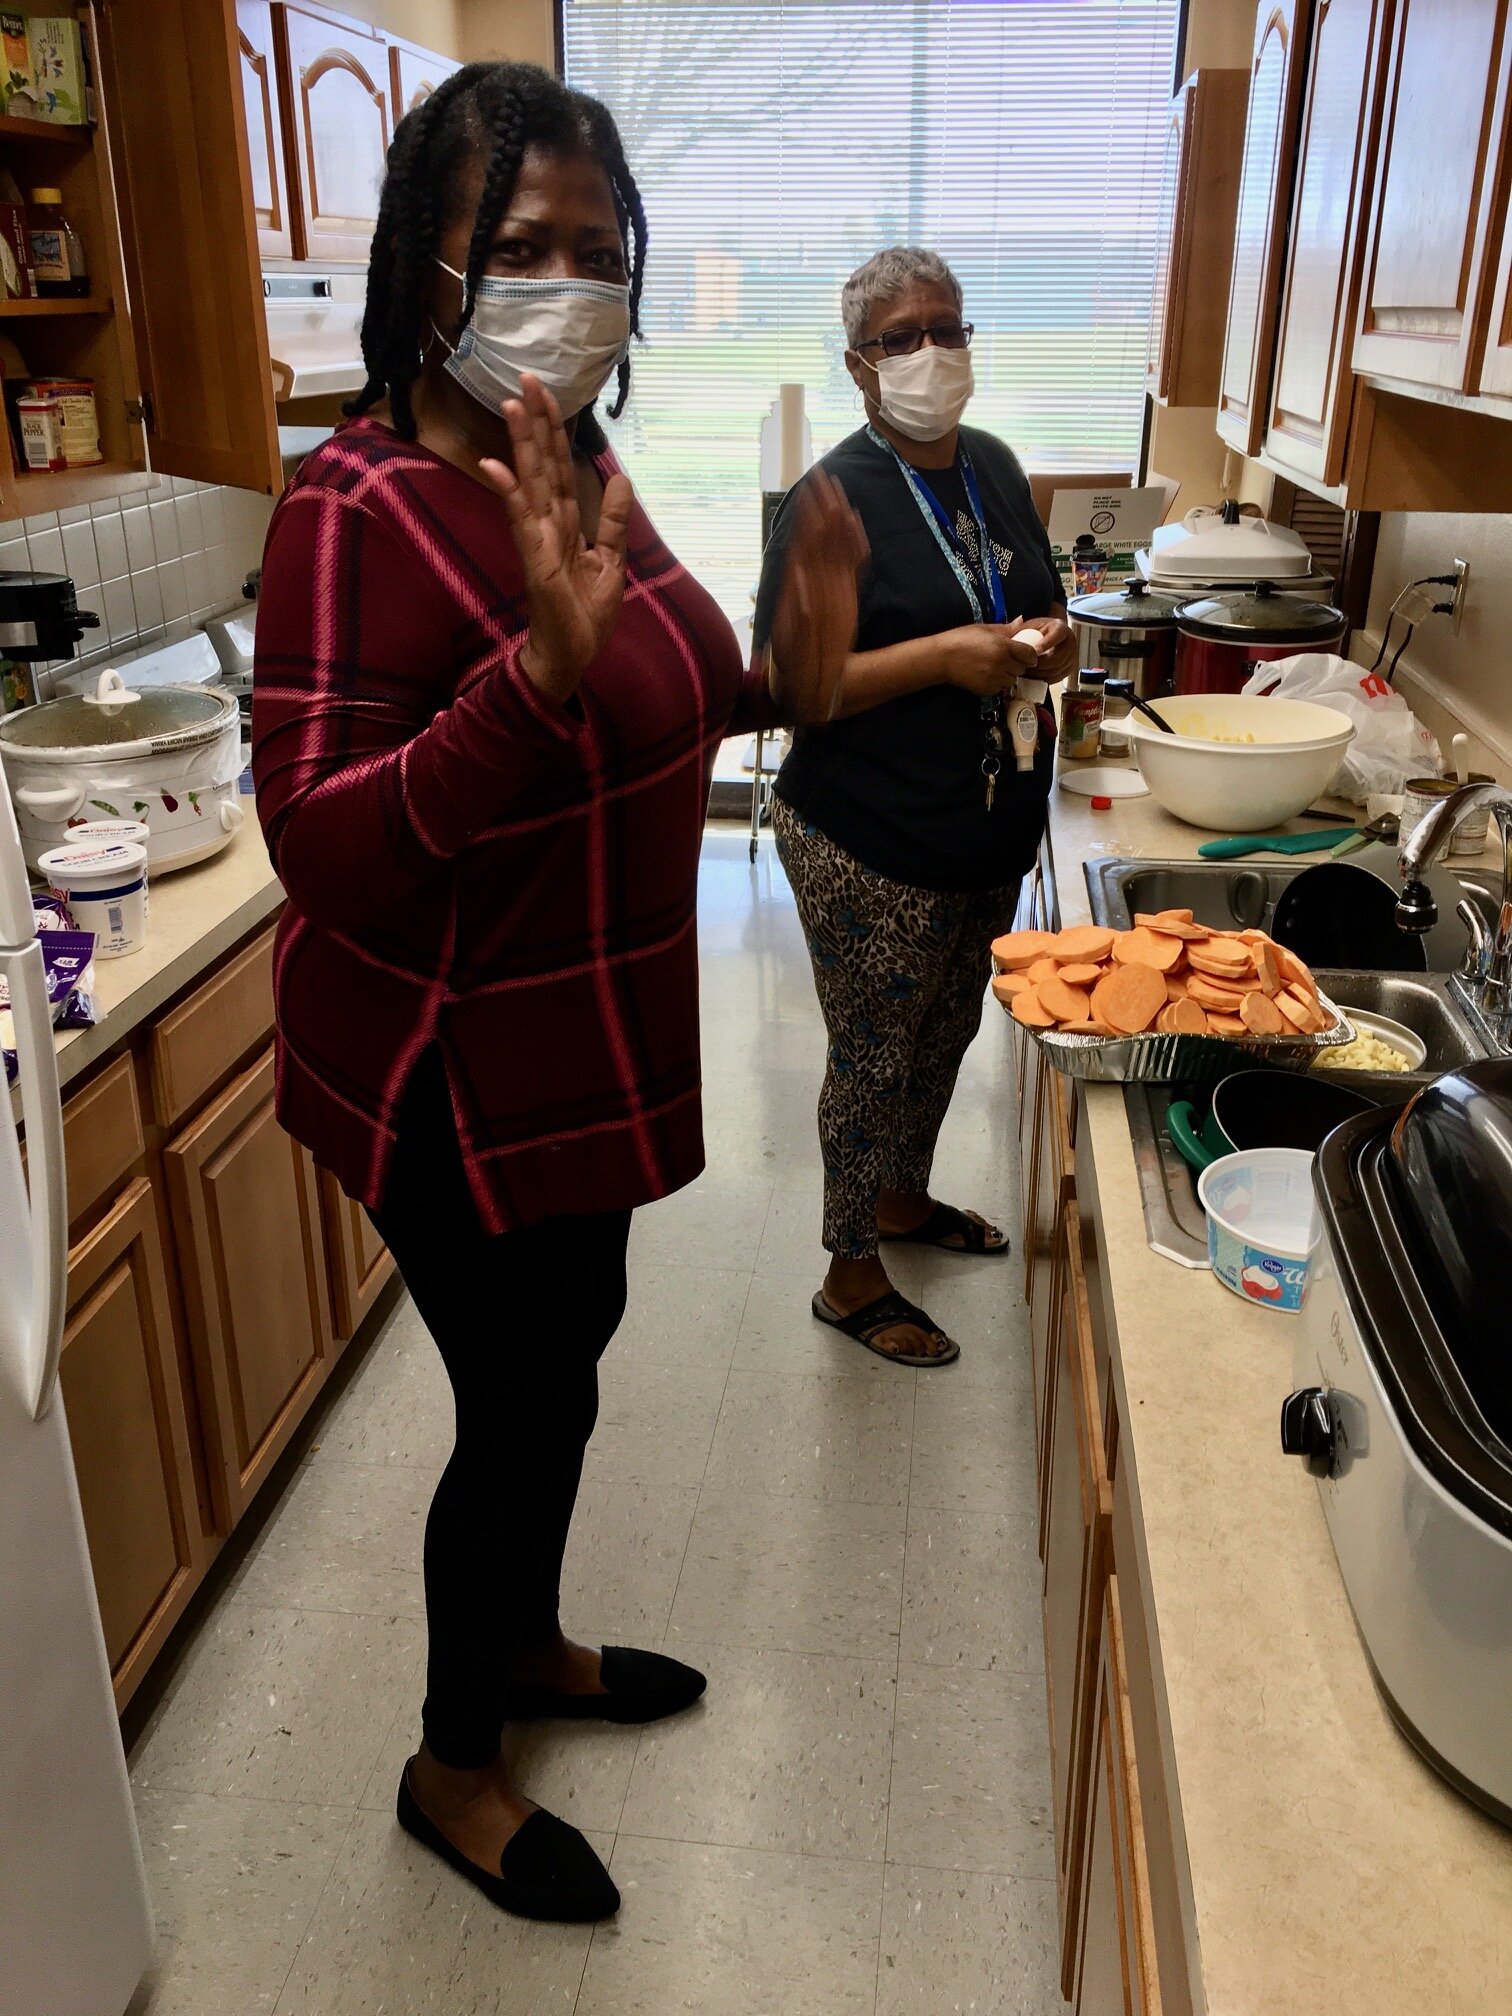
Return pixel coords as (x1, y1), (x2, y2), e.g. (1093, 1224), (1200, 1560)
(1144, 71), (1250, 409)
(1266, 0), (1393, 486)
(93, 0), (282, 493)
(238, 1), (294, 261)
(389, 35), (461, 124)
(1145, 89), (1191, 400)
(275, 1), (392, 264)
(1354, 0), (1512, 393)
(1216, 2), (1310, 455)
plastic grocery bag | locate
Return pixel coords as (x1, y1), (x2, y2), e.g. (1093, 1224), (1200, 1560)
(1241, 653), (1441, 804)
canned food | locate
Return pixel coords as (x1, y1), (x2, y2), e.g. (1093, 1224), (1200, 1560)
(1398, 775), (1496, 859)
(1059, 679), (1105, 761)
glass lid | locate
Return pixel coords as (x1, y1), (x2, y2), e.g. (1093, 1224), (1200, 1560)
(1174, 580), (1345, 642)
(1066, 576), (1183, 626)
(0, 678), (231, 750)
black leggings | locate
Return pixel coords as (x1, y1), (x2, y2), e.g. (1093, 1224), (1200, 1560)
(369, 1049), (632, 1769)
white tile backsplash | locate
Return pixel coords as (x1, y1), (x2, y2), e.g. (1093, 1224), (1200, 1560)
(1, 474), (274, 691)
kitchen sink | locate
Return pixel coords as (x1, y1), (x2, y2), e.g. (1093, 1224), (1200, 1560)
(1119, 970), (1489, 1267)
(1084, 855), (1499, 974)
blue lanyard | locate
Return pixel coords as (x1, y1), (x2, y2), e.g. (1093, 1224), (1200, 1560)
(867, 424), (1006, 625)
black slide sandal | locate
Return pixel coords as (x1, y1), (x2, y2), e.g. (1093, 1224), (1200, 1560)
(396, 1763), (620, 1922)
(879, 1201), (1010, 1257)
(811, 1287), (960, 1367)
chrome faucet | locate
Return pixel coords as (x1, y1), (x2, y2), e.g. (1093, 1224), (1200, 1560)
(1397, 780), (1512, 1050)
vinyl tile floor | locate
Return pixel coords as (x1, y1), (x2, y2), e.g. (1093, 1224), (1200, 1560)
(127, 829), (1061, 2016)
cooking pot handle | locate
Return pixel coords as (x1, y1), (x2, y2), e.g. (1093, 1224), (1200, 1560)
(12, 780), (86, 821)
(1166, 1100), (1215, 1173)
(219, 798), (246, 834)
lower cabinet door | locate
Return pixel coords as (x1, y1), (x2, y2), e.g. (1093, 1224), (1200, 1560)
(320, 1167), (395, 1345)
(1074, 1575), (1163, 2016)
(59, 1176), (205, 1709)
(166, 1048), (333, 1529)
(1041, 1194), (1113, 1992)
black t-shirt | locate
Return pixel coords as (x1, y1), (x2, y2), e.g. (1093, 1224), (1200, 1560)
(753, 425), (1061, 893)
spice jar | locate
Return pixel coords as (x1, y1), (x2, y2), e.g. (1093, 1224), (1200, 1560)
(1098, 675), (1133, 757)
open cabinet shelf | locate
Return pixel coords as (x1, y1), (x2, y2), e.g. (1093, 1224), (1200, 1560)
(0, 111), (93, 144)
(0, 295), (112, 317)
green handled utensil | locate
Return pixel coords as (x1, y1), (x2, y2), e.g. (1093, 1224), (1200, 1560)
(1197, 828), (1368, 860)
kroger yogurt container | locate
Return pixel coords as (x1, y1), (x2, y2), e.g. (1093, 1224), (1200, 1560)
(38, 839), (149, 958)
(1197, 1148), (1320, 1313)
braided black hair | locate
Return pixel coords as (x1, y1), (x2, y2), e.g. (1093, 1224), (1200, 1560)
(345, 62), (647, 449)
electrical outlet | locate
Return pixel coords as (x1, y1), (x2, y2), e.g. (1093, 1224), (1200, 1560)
(1451, 557), (1470, 633)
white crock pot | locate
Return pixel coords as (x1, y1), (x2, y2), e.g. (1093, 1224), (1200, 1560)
(0, 669), (244, 874)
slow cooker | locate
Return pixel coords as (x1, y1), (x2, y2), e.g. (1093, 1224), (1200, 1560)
(0, 669), (244, 874)
(1065, 576), (1182, 699)
(1285, 1059), (1512, 1824)
(1173, 581), (1347, 696)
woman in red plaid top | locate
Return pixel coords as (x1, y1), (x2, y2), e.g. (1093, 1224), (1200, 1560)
(252, 65), (864, 1925)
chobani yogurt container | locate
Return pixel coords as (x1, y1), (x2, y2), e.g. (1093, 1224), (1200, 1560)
(1197, 1148), (1320, 1313)
(38, 839), (149, 958)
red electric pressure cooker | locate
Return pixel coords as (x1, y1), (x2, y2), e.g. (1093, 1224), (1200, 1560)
(1172, 581), (1348, 695)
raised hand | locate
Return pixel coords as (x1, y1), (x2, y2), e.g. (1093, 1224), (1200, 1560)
(767, 470), (869, 723)
(479, 373), (633, 705)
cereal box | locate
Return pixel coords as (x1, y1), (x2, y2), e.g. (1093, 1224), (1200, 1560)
(29, 15), (86, 124)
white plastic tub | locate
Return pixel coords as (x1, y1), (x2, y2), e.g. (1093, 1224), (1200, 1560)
(39, 839), (149, 959)
(1126, 693), (1356, 832)
(1198, 1147), (1321, 1312)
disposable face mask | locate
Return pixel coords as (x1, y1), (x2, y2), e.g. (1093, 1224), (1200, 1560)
(432, 264), (631, 418)
(865, 343), (975, 441)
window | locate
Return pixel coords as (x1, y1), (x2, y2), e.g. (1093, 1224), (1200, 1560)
(564, 0), (1180, 623)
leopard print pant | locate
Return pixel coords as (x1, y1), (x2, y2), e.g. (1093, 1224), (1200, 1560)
(773, 797), (1020, 1259)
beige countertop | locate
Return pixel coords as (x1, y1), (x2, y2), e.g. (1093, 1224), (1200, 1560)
(21, 810), (283, 1105)
(1042, 766), (1512, 2014)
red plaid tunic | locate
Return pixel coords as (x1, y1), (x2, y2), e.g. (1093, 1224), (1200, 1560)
(252, 418), (768, 1234)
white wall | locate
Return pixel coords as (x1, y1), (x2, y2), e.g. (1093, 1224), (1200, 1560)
(458, 0), (556, 69)
(0, 481), (274, 691)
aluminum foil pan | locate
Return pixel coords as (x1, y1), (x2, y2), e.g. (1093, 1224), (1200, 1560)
(1026, 987), (1356, 1085)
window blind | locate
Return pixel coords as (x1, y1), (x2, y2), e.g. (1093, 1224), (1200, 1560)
(563, 0), (1180, 624)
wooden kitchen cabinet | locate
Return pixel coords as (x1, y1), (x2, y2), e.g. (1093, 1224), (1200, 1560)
(389, 32), (460, 120)
(1028, 1057), (1075, 1487)
(1353, 0), (1512, 397)
(275, 1), (393, 264)
(165, 1046), (333, 1531)
(1145, 70), (1249, 408)
(238, 0), (297, 260)
(1216, 3), (1310, 454)
(320, 1168), (395, 1343)
(1261, 0), (1393, 487)
(1072, 1577), (1163, 2016)
(59, 1177), (205, 1710)
(1041, 1194), (1114, 1993)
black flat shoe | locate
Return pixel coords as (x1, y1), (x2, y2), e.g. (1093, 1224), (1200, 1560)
(502, 1645), (707, 1724)
(396, 1764), (619, 1922)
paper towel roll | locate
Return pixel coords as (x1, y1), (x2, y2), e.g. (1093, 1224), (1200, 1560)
(779, 384), (805, 490)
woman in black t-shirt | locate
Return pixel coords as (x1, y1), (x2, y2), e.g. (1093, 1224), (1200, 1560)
(754, 247), (1075, 1368)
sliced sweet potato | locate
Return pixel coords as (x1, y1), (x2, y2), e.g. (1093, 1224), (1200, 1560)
(1010, 987), (1056, 1028)
(1164, 974), (1190, 1000)
(1240, 992), (1286, 1036)
(1155, 1002), (1181, 1035)
(1187, 973), (1247, 1012)
(1169, 997), (1211, 1035)
(992, 930), (1055, 972)
(990, 972), (1031, 1004)
(1282, 985), (1327, 1032)
(1253, 942), (1282, 997)
(1274, 990), (1314, 1032)
(1188, 943), (1253, 980)
(1027, 956), (1062, 983)
(1136, 911), (1208, 941)
(1053, 925), (1116, 963)
(1056, 961), (1107, 987)
(1274, 943), (1317, 991)
(1092, 962), (1167, 1034)
(1057, 1019), (1114, 1036)
(1112, 926), (1185, 973)
(1207, 1011), (1250, 1036)
(1038, 975), (1092, 1024)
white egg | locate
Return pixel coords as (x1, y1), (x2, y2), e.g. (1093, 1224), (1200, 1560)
(1016, 627), (1046, 653)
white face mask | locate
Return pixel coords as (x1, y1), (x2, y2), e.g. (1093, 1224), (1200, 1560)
(864, 344), (975, 442)
(432, 263), (631, 418)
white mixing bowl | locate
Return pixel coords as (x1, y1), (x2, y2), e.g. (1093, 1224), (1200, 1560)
(1125, 693), (1356, 832)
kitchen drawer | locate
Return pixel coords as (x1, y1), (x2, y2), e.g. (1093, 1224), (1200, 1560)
(23, 1053), (144, 1234)
(150, 924), (276, 1126)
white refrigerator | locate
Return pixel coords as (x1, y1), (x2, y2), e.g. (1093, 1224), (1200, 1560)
(0, 766), (153, 2015)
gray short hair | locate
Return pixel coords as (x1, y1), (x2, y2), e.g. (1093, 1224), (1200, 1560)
(841, 248), (963, 348)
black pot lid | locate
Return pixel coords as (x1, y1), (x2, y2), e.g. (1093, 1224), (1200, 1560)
(1066, 577), (1183, 628)
(1174, 579), (1345, 643)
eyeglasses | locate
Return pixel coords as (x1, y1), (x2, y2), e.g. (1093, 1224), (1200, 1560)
(855, 320), (974, 359)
